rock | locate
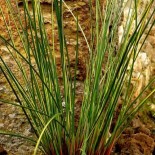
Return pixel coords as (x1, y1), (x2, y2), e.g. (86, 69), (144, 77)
(131, 117), (143, 128)
(149, 27), (155, 36)
(117, 133), (154, 155)
(142, 42), (155, 63)
(123, 127), (134, 135)
(147, 35), (155, 48)
(135, 126), (151, 135)
(0, 145), (7, 155)
(8, 113), (16, 119)
(132, 133), (154, 154)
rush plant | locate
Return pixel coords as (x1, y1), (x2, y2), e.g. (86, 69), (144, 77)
(0, 0), (155, 154)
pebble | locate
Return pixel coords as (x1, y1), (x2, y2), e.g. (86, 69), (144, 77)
(8, 113), (16, 119)
(0, 123), (4, 128)
(0, 87), (6, 93)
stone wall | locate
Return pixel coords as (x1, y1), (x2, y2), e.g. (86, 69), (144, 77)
(118, 1), (155, 106)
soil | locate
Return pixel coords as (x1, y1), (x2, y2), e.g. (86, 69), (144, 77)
(0, 0), (155, 155)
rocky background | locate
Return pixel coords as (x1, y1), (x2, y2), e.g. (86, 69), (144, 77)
(115, 1), (155, 154)
(0, 0), (155, 154)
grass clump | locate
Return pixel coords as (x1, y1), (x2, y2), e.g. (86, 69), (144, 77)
(0, 0), (155, 154)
